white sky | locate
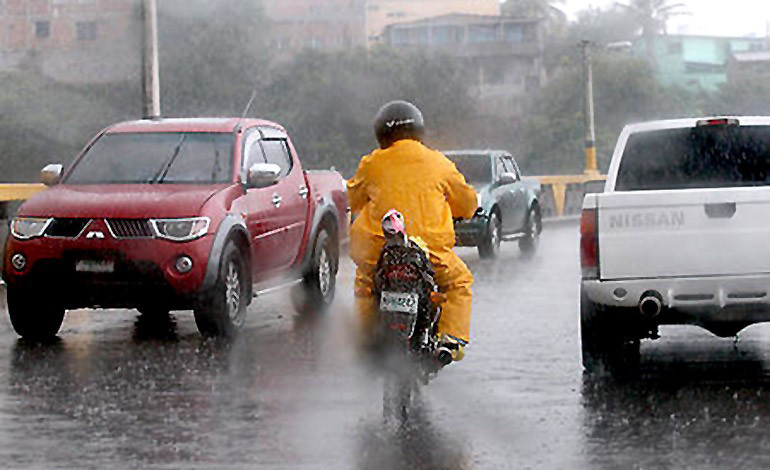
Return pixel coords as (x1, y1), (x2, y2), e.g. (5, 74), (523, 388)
(563, 0), (770, 37)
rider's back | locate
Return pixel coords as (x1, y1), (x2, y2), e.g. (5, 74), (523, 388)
(348, 139), (477, 253)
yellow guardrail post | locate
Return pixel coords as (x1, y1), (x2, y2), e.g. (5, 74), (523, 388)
(535, 174), (607, 217)
(0, 184), (47, 202)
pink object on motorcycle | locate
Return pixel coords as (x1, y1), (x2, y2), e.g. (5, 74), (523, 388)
(382, 209), (406, 236)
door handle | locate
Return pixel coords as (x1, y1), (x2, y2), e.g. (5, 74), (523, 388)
(705, 202), (736, 218)
(298, 185), (309, 199)
(272, 193), (283, 208)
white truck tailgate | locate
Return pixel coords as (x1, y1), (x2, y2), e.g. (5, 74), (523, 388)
(598, 186), (770, 280)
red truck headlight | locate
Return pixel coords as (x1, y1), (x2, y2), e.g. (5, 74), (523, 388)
(10, 217), (52, 240)
(151, 217), (210, 242)
(580, 209), (599, 280)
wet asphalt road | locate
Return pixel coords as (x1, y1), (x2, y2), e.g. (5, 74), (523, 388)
(4, 222), (770, 468)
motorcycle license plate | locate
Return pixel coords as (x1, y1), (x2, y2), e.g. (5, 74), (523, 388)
(76, 260), (115, 273)
(380, 292), (419, 315)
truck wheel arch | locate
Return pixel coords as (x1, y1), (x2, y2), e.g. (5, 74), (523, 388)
(201, 215), (253, 300)
(301, 205), (340, 275)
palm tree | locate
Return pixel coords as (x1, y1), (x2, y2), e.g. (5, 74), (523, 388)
(617, 0), (688, 66)
(501, 0), (566, 22)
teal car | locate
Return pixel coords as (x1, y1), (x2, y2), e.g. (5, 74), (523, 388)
(445, 150), (542, 259)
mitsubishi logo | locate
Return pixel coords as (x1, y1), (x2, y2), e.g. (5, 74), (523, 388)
(86, 231), (105, 240)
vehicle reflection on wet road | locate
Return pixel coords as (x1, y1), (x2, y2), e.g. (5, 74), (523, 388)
(2, 222), (770, 468)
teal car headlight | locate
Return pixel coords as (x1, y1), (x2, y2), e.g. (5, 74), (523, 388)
(10, 217), (52, 240)
(151, 217), (210, 241)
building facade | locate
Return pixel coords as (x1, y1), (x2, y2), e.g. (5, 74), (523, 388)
(263, 0), (367, 54)
(633, 34), (767, 92)
(365, 0), (499, 44)
(0, 0), (140, 83)
(262, 0), (501, 55)
(728, 50), (770, 86)
(382, 14), (545, 116)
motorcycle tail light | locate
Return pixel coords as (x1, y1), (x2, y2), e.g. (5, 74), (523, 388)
(430, 291), (447, 305)
(385, 264), (419, 281)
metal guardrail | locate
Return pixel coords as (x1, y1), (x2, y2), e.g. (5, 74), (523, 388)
(0, 176), (605, 269)
(535, 174), (607, 218)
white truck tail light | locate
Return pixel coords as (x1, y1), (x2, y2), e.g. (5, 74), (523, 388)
(581, 208), (599, 279)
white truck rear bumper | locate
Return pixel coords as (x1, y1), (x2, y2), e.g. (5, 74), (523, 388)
(583, 274), (770, 311)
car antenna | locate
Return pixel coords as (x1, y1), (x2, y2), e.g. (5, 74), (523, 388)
(240, 88), (258, 120)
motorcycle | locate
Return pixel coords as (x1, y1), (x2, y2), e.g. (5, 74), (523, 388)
(373, 209), (453, 425)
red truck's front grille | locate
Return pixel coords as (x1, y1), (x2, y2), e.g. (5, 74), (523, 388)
(45, 218), (92, 238)
(106, 219), (154, 239)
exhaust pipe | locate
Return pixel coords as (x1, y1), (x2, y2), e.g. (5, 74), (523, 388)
(436, 347), (454, 367)
(639, 293), (663, 317)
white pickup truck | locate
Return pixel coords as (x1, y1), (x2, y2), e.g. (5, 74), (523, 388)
(580, 116), (770, 371)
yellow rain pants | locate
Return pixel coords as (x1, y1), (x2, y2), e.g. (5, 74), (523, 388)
(348, 139), (477, 343)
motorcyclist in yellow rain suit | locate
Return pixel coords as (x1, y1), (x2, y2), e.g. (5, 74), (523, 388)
(348, 101), (478, 360)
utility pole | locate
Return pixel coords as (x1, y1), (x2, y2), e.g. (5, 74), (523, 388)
(580, 40), (598, 176)
(141, 0), (161, 119)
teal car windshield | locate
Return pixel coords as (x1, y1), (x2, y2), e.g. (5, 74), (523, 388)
(447, 154), (493, 186)
(67, 132), (234, 184)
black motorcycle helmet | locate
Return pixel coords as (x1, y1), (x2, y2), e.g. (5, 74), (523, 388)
(373, 100), (425, 149)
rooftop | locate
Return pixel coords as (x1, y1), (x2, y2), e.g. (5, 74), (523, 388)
(732, 51), (770, 62)
(107, 118), (283, 134)
(389, 13), (540, 28)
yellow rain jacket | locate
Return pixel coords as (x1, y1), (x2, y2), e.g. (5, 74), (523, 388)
(348, 139), (477, 342)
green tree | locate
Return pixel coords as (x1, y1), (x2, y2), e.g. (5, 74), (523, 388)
(157, 0), (270, 116)
(567, 6), (638, 44)
(617, 0), (688, 66)
(0, 72), (131, 182)
(707, 76), (770, 116)
(501, 0), (566, 21)
(520, 56), (677, 174)
(252, 48), (477, 176)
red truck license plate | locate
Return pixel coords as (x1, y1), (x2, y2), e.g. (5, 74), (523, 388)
(75, 260), (115, 273)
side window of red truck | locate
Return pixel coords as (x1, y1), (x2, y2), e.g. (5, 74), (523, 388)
(242, 130), (267, 182)
(261, 139), (293, 177)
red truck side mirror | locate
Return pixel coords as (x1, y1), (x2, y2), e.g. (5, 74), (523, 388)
(246, 163), (281, 189)
(40, 164), (63, 186)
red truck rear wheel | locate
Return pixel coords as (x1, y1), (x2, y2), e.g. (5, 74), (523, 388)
(292, 228), (337, 315)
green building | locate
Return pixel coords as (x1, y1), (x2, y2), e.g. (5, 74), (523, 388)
(633, 34), (767, 92)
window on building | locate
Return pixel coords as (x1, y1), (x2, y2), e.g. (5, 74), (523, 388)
(432, 25), (462, 45)
(76, 21), (97, 41)
(685, 62), (725, 74)
(667, 41), (683, 54)
(412, 26), (429, 45)
(391, 26), (428, 45)
(504, 24), (523, 43)
(35, 21), (50, 39)
(390, 28), (406, 45)
(468, 25), (497, 44)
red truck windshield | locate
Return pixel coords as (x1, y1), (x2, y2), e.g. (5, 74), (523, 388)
(66, 132), (234, 184)
(616, 126), (770, 191)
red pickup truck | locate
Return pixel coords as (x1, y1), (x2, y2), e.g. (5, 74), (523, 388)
(2, 118), (348, 339)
